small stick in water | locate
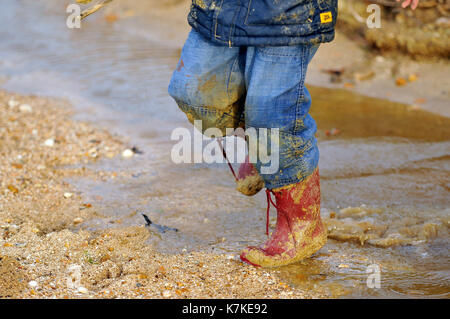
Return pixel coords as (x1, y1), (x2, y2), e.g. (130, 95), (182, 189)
(142, 214), (152, 226)
(142, 214), (179, 233)
(80, 0), (114, 21)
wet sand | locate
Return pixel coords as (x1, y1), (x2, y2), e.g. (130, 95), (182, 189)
(0, 91), (319, 298)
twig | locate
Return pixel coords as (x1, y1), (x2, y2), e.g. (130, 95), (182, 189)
(80, 0), (114, 21)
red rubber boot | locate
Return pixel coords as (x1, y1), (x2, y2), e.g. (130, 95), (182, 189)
(240, 169), (327, 267)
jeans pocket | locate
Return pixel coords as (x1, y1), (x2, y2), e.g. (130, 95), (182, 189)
(256, 45), (307, 61)
(245, 0), (315, 26)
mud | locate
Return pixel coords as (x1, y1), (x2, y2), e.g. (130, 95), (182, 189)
(236, 175), (265, 197)
(337, 0), (450, 58)
(323, 206), (449, 247)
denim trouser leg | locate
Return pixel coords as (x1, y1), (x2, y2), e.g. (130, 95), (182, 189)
(169, 30), (319, 189)
(243, 45), (319, 189)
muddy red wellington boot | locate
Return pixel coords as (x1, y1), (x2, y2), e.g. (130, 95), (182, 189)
(240, 169), (327, 268)
(217, 139), (264, 196)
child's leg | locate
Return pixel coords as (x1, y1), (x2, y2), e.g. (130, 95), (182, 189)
(244, 44), (319, 189)
(169, 30), (264, 195)
(240, 44), (326, 268)
(169, 30), (246, 135)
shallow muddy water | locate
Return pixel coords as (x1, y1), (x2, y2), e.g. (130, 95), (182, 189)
(0, 0), (448, 298)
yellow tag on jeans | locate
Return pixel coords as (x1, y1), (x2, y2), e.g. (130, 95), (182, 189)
(320, 12), (333, 24)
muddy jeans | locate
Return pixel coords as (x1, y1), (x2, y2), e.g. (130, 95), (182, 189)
(168, 30), (319, 189)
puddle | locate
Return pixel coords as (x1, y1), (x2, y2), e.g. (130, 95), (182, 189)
(310, 86), (450, 142)
(0, 0), (448, 298)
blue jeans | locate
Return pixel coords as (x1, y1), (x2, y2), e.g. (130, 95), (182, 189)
(168, 30), (319, 189)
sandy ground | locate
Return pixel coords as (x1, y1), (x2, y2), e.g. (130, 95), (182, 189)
(0, 91), (321, 298)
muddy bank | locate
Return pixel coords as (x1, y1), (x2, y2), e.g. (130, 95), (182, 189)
(0, 91), (320, 298)
(337, 0), (449, 58)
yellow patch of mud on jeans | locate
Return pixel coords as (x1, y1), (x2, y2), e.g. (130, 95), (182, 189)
(193, 0), (208, 9)
(236, 174), (265, 196)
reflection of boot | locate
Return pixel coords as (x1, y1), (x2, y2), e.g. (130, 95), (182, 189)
(240, 169), (327, 267)
(218, 139), (264, 196)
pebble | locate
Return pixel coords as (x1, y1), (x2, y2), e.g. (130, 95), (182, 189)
(64, 192), (73, 199)
(28, 280), (38, 288)
(44, 138), (55, 147)
(19, 104), (33, 113)
(73, 217), (83, 225)
(88, 148), (98, 158)
(396, 77), (407, 86)
(121, 149), (134, 158)
(77, 286), (88, 294)
(162, 290), (172, 298)
(8, 99), (19, 109)
(408, 74), (418, 83)
(375, 56), (385, 63)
